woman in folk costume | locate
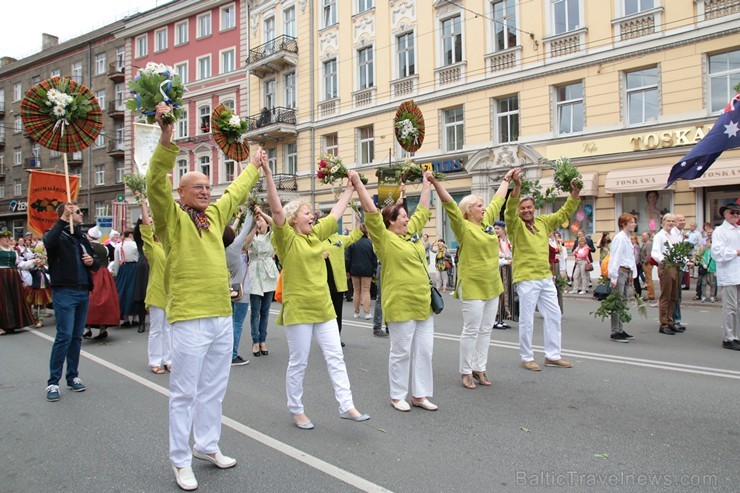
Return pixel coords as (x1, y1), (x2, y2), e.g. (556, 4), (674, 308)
(84, 226), (121, 339)
(0, 230), (39, 335)
(112, 230), (140, 327)
(133, 220), (150, 333)
(25, 241), (52, 328)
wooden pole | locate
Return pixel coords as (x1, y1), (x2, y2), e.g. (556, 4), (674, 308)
(63, 153), (73, 233)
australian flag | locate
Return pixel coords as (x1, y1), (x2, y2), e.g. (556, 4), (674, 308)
(665, 93), (740, 188)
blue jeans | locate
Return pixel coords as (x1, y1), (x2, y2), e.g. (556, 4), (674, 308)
(48, 288), (90, 386)
(250, 292), (273, 344)
(231, 301), (249, 360)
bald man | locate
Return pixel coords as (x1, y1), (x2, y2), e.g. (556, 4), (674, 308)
(146, 103), (266, 491)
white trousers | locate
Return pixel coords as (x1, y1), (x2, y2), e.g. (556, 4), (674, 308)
(147, 306), (172, 367)
(459, 297), (499, 374)
(284, 319), (355, 415)
(387, 317), (434, 400)
(516, 278), (563, 362)
(722, 284), (739, 342)
(169, 316), (232, 468)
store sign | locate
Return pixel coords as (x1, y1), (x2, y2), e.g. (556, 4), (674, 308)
(629, 126), (708, 151)
(9, 200), (27, 212)
(423, 159), (465, 173)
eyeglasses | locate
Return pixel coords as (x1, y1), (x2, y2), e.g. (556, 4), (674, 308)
(184, 185), (212, 192)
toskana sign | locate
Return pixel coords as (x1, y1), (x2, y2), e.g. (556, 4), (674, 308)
(629, 126), (708, 151)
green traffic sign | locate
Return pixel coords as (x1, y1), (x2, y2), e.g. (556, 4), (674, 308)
(116, 194), (125, 202)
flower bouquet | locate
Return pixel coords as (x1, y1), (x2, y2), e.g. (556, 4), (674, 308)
(550, 157), (583, 192)
(316, 155), (368, 185)
(127, 62), (186, 125)
(394, 100), (425, 153)
(519, 178), (557, 210)
(123, 173), (147, 204)
(397, 160), (444, 183)
(212, 104), (250, 161)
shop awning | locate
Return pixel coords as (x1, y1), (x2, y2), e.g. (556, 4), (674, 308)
(604, 166), (674, 194)
(539, 172), (598, 197)
(687, 158), (740, 188)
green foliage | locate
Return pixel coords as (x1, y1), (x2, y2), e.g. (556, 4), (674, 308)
(519, 179), (557, 210)
(662, 241), (694, 270)
(591, 290), (648, 323)
(554, 274), (569, 291)
(550, 157), (583, 192)
(127, 64), (186, 124)
(395, 112), (422, 148)
(123, 173), (146, 203)
(213, 107), (249, 144)
(396, 161), (445, 183)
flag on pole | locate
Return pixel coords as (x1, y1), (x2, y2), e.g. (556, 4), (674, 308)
(665, 93), (740, 188)
(26, 170), (80, 237)
(133, 122), (162, 175)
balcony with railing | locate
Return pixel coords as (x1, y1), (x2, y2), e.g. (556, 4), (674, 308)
(352, 87), (376, 108)
(244, 106), (297, 141)
(67, 151), (83, 165)
(107, 62), (125, 81)
(485, 46), (522, 74)
(254, 173), (297, 193)
(317, 98), (339, 118)
(246, 35), (298, 78)
(107, 141), (125, 157)
(391, 75), (418, 99)
(613, 8), (662, 41)
(545, 28), (587, 58)
(435, 62), (467, 88)
(0, 165), (6, 179)
(108, 101), (125, 118)
(24, 158), (42, 169)
(703, 0), (740, 19)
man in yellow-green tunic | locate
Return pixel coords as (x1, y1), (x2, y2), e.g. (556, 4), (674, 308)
(146, 104), (264, 491)
(505, 169), (581, 372)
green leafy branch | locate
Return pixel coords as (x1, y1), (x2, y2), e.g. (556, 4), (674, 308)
(662, 241), (693, 270)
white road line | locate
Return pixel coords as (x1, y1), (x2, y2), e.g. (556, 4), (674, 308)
(29, 329), (392, 493)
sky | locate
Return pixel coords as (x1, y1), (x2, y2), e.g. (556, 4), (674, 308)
(1, 0), (163, 60)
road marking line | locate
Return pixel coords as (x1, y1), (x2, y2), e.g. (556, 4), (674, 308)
(30, 329), (392, 493)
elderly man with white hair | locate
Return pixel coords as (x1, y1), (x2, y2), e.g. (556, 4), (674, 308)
(712, 202), (740, 351)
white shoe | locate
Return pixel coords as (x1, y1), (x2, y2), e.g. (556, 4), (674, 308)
(391, 399), (411, 412)
(353, 313), (360, 319)
(173, 466), (198, 491)
(193, 449), (236, 469)
(364, 313), (372, 319)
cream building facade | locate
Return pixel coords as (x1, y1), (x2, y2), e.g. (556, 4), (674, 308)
(246, 0), (740, 247)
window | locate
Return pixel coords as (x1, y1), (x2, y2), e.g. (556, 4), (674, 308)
(95, 165), (105, 185)
(441, 15), (463, 66)
(14, 115), (22, 133)
(267, 148), (278, 174)
(264, 79), (276, 109)
(155, 28), (168, 52)
(224, 159), (236, 182)
(221, 49), (235, 74)
(95, 201), (106, 218)
(284, 143), (297, 174)
(397, 32), (415, 78)
(177, 110), (189, 139)
(13, 83), (22, 101)
(358, 0), (373, 14)
(14, 179), (22, 197)
(175, 21), (189, 45)
(95, 90), (106, 111)
(197, 55), (211, 80)
(626, 67), (658, 125)
(284, 7), (296, 38)
(116, 162), (125, 183)
(264, 17), (275, 42)
(443, 107), (464, 151)
(115, 83), (126, 108)
(116, 47), (125, 69)
(222, 99), (235, 110)
(553, 0), (579, 34)
(95, 53), (106, 75)
(31, 75), (41, 84)
(495, 95), (519, 143)
(175, 62), (188, 83)
(14, 148), (22, 165)
(221, 4), (236, 31)
(0, 185), (4, 199)
(556, 81), (584, 134)
(708, 50), (740, 113)
(323, 0), (337, 28)
(323, 133), (338, 156)
(358, 126), (374, 164)
(358, 46), (374, 89)
(197, 12), (212, 38)
(115, 122), (124, 146)
(95, 131), (105, 149)
(624, 0), (654, 16)
(135, 35), (148, 58)
(199, 105), (211, 133)
(324, 59), (337, 100)
(71, 62), (82, 83)
(492, 0), (517, 51)
(284, 72), (296, 109)
(177, 159), (189, 184)
(199, 156), (211, 180)
(50, 69), (61, 78)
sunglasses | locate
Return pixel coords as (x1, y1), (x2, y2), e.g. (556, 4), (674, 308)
(728, 210), (740, 216)
(74, 209), (82, 214)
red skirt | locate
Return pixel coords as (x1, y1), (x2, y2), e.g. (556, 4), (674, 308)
(26, 286), (53, 306)
(86, 268), (121, 327)
(0, 268), (35, 331)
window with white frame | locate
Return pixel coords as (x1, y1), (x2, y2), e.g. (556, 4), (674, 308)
(114, 122), (124, 146)
(358, 46), (374, 89)
(135, 35), (148, 58)
(284, 7), (296, 38)
(95, 164), (105, 185)
(626, 67), (658, 125)
(397, 32), (415, 78)
(264, 79), (276, 109)
(197, 55), (211, 80)
(264, 17), (275, 42)
(264, 148), (277, 174)
(95, 53), (106, 75)
(116, 162), (124, 183)
(358, 0), (373, 14)
(177, 159), (189, 184)
(358, 126), (374, 164)
(14, 179), (22, 197)
(175, 62), (188, 83)
(284, 143), (297, 174)
(221, 4), (236, 31)
(324, 59), (337, 100)
(199, 155), (211, 180)
(0, 185), (4, 199)
(177, 110), (188, 139)
(221, 49), (235, 74)
(31, 75), (41, 84)
(115, 47), (125, 69)
(495, 95), (519, 143)
(441, 15), (463, 66)
(708, 50), (740, 113)
(224, 159), (236, 182)
(222, 99), (235, 110)
(624, 0), (654, 16)
(95, 90), (106, 110)
(492, 0), (517, 51)
(14, 148), (22, 165)
(0, 126), (4, 142)
(552, 0), (579, 34)
(443, 107), (464, 151)
(50, 149), (60, 158)
(199, 105), (211, 133)
(50, 69), (61, 78)
(95, 131), (105, 148)
(556, 81), (584, 134)
(323, 0), (337, 28)
(14, 115), (22, 133)
(323, 133), (338, 156)
(115, 83), (125, 108)
(71, 62), (82, 83)
(155, 28), (168, 52)
(95, 201), (106, 217)
(284, 72), (296, 109)
(13, 83), (21, 101)
(197, 12), (212, 38)
(175, 21), (189, 45)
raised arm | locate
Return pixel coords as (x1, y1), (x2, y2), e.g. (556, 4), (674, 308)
(329, 171), (357, 222)
(419, 171), (432, 210)
(350, 172), (377, 214)
(264, 163), (285, 227)
(495, 168), (518, 199)
(137, 191), (152, 226)
(427, 172), (452, 203)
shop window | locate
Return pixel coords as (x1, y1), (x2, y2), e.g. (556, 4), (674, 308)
(621, 190), (671, 234)
(553, 196), (595, 248)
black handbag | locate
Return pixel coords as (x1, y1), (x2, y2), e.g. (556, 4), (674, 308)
(416, 251), (444, 314)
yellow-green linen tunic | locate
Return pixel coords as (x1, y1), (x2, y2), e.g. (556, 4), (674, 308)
(443, 195), (505, 300)
(140, 224), (166, 310)
(325, 229), (362, 292)
(504, 194), (580, 285)
(365, 206), (432, 323)
(146, 143), (259, 323)
(272, 216), (342, 326)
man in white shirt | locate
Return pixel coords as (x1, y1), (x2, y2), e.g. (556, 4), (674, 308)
(607, 213), (638, 342)
(671, 213), (688, 329)
(687, 222), (702, 278)
(711, 202), (740, 351)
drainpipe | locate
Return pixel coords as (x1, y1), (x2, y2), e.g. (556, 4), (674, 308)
(86, 41), (93, 212)
(309, 0), (316, 209)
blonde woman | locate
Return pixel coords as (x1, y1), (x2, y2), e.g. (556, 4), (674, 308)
(651, 213), (683, 335)
(428, 169), (517, 389)
(264, 165), (369, 430)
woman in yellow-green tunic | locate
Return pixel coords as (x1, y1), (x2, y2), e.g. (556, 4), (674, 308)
(264, 165), (369, 430)
(352, 171), (438, 413)
(428, 168), (517, 389)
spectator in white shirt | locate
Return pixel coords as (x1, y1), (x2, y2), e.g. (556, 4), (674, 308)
(711, 202), (740, 351)
(651, 213), (684, 335)
(607, 214), (638, 343)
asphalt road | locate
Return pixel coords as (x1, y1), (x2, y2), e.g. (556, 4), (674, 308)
(1, 294), (738, 493)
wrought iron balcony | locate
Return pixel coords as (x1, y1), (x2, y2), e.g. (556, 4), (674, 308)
(108, 62), (125, 81)
(67, 152), (83, 165)
(107, 141), (125, 157)
(24, 158), (42, 169)
(245, 106), (297, 141)
(108, 101), (125, 118)
(255, 173), (297, 192)
(246, 35), (298, 78)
